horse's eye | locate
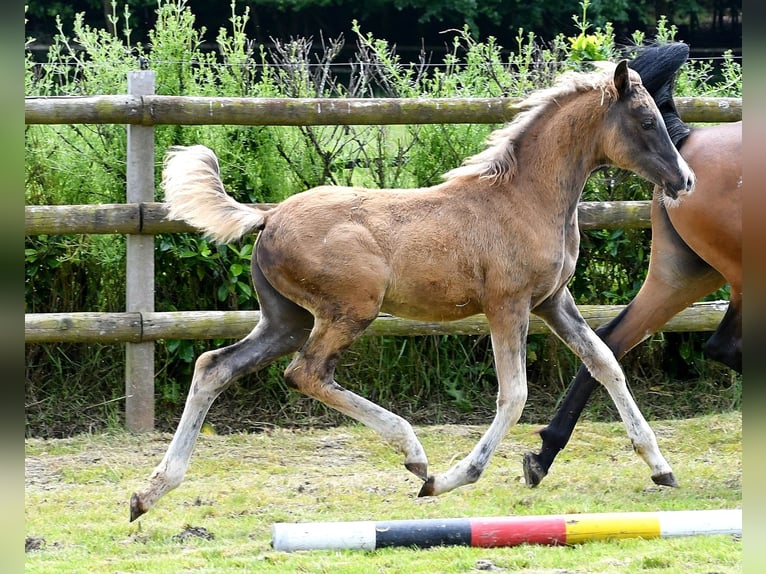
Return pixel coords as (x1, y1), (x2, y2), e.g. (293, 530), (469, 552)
(641, 118), (656, 130)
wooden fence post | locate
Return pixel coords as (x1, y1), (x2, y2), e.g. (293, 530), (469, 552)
(125, 70), (156, 432)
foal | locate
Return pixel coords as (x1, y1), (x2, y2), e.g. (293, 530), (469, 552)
(130, 61), (693, 521)
(523, 42), (742, 488)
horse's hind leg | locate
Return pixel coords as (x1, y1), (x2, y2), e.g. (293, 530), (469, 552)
(704, 296), (742, 373)
(129, 262), (313, 521)
(283, 315), (429, 480)
(535, 287), (676, 486)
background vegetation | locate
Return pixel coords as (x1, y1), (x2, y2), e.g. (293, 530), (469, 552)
(24, 0), (742, 438)
(25, 0), (742, 54)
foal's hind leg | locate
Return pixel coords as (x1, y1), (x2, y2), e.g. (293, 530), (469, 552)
(535, 287), (676, 486)
(283, 315), (429, 480)
(129, 264), (313, 521)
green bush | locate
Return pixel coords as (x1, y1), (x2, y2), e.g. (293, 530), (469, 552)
(24, 1), (741, 437)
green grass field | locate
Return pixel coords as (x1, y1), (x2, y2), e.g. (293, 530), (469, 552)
(25, 412), (741, 573)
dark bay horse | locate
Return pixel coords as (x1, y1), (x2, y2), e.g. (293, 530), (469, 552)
(130, 61), (694, 521)
(523, 42), (742, 488)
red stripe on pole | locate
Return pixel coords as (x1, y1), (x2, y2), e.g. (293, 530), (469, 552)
(470, 516), (568, 547)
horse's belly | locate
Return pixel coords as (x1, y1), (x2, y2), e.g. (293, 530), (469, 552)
(379, 301), (482, 322)
(667, 182), (742, 285)
(381, 282), (483, 322)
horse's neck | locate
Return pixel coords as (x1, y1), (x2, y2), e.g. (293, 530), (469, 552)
(516, 93), (605, 211)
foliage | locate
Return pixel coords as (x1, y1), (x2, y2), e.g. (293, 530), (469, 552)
(25, 0), (742, 49)
(24, 0), (741, 437)
(567, 1), (615, 63)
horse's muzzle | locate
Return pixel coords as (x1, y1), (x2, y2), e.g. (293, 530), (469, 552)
(663, 168), (696, 200)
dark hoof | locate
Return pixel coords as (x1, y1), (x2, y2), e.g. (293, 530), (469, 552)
(417, 476), (436, 497)
(129, 492), (147, 522)
(522, 452), (547, 488)
(405, 461), (429, 481)
(651, 472), (679, 488)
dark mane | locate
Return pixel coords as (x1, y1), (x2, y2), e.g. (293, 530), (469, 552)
(626, 42), (691, 148)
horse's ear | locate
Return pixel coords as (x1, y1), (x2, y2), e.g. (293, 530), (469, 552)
(613, 59), (631, 97)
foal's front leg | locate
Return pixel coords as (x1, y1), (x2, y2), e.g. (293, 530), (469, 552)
(535, 287), (677, 486)
(419, 303), (529, 496)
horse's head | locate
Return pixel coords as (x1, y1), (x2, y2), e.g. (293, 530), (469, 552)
(604, 60), (695, 203)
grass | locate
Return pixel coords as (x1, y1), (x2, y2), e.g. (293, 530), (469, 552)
(25, 412), (741, 573)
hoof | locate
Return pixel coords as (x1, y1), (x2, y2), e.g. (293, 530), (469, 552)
(522, 452), (547, 488)
(405, 461), (429, 481)
(129, 492), (148, 522)
(417, 476), (436, 497)
(651, 472), (679, 488)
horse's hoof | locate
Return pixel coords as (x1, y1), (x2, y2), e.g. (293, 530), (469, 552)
(129, 492), (147, 522)
(417, 476), (436, 497)
(651, 472), (679, 488)
(405, 461), (428, 481)
(522, 452), (547, 488)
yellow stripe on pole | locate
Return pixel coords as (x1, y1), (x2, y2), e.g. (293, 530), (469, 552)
(565, 512), (661, 544)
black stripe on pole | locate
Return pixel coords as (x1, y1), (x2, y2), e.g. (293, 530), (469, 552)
(374, 518), (473, 548)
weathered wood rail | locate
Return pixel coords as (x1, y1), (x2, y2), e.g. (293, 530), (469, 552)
(24, 200), (653, 235)
(25, 302), (728, 344)
(25, 70), (741, 431)
(24, 95), (742, 126)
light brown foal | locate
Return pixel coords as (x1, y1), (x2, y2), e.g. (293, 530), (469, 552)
(130, 61), (694, 521)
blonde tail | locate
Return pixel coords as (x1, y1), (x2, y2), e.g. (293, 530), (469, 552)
(161, 145), (267, 243)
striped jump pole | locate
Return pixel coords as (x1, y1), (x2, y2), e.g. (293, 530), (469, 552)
(272, 508), (741, 552)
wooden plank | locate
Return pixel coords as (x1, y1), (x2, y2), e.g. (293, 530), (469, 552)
(24, 312), (143, 343)
(24, 204), (141, 234)
(25, 200), (652, 236)
(577, 200), (650, 230)
(674, 96), (743, 123)
(24, 301), (728, 343)
(24, 95), (741, 126)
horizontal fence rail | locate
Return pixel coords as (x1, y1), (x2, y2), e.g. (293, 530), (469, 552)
(24, 95), (742, 126)
(25, 79), (740, 431)
(25, 301), (728, 344)
(24, 200), (654, 235)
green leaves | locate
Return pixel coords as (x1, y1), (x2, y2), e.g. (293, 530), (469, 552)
(567, 0), (614, 63)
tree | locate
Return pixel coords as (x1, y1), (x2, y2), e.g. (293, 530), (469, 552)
(25, 0), (741, 51)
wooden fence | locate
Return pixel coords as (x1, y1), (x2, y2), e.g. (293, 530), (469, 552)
(24, 70), (742, 431)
